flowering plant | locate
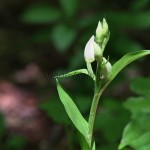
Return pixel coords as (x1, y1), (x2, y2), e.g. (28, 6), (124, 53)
(55, 18), (150, 150)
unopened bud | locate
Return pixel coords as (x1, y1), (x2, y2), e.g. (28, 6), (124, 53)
(102, 18), (108, 36)
(101, 57), (112, 78)
(84, 35), (95, 63)
(96, 21), (103, 43)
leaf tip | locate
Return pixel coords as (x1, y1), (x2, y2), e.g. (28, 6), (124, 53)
(55, 78), (59, 85)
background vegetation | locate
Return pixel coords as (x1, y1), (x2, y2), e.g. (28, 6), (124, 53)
(0, 0), (150, 150)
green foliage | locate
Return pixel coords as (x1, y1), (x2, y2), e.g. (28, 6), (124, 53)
(55, 33), (150, 150)
(95, 99), (130, 144)
(130, 77), (150, 97)
(51, 24), (77, 52)
(54, 16), (150, 149)
(56, 79), (89, 144)
(21, 3), (62, 23)
(107, 12), (150, 29)
(0, 0), (150, 149)
(92, 142), (96, 150)
(40, 94), (91, 125)
(119, 120), (150, 150)
(17, 0), (150, 65)
(109, 51), (150, 82)
(119, 77), (150, 150)
(124, 97), (150, 116)
(59, 0), (79, 18)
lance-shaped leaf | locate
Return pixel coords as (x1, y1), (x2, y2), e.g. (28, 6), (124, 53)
(92, 142), (96, 150)
(56, 79), (89, 143)
(108, 50), (150, 82)
(55, 69), (94, 79)
(100, 50), (150, 91)
(79, 132), (90, 150)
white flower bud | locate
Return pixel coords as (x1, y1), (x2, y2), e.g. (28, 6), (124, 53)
(101, 57), (112, 78)
(102, 18), (108, 36)
(105, 61), (112, 74)
(96, 21), (103, 41)
(102, 57), (107, 62)
(84, 35), (95, 63)
(93, 42), (102, 61)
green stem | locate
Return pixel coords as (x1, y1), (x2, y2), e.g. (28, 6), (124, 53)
(88, 62), (101, 147)
(95, 62), (101, 87)
(88, 87), (102, 145)
(88, 83), (109, 149)
(86, 63), (95, 80)
(88, 61), (109, 149)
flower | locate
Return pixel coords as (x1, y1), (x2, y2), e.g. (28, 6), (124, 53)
(96, 21), (103, 41)
(102, 18), (108, 36)
(95, 19), (109, 44)
(101, 57), (112, 78)
(84, 35), (95, 63)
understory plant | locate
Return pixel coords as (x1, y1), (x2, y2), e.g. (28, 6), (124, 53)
(55, 18), (150, 150)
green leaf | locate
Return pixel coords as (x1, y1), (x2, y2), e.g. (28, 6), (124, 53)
(98, 144), (118, 150)
(119, 83), (150, 150)
(119, 120), (150, 150)
(92, 142), (96, 150)
(130, 77), (150, 96)
(108, 50), (150, 82)
(95, 98), (130, 143)
(107, 11), (150, 29)
(138, 144), (150, 150)
(131, 132), (150, 149)
(79, 133), (90, 150)
(118, 121), (143, 149)
(21, 3), (61, 24)
(56, 79), (89, 143)
(124, 97), (150, 115)
(51, 24), (76, 52)
(55, 69), (92, 79)
(59, 0), (79, 17)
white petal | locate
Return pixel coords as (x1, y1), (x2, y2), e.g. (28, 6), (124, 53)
(84, 35), (95, 63)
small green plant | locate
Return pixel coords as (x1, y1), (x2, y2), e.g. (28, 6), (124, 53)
(119, 77), (150, 150)
(55, 18), (150, 150)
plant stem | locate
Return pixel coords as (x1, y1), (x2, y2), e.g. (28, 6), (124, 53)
(88, 86), (102, 146)
(88, 61), (109, 149)
(95, 62), (101, 87)
(86, 62), (95, 80)
(88, 62), (100, 147)
(88, 79), (110, 149)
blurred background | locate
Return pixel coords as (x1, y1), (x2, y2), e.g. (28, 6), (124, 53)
(0, 0), (150, 150)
